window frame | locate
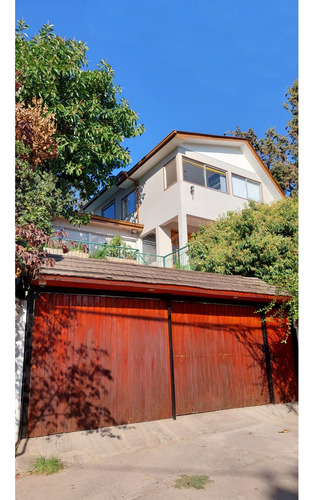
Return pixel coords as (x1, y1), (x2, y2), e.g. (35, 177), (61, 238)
(231, 174), (262, 202)
(102, 201), (116, 219)
(121, 190), (136, 219)
(163, 157), (177, 190)
(182, 156), (229, 194)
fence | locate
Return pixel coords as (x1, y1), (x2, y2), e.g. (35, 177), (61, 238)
(46, 239), (190, 269)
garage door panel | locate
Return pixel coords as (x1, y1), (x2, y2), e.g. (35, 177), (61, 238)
(28, 293), (171, 437)
(171, 302), (270, 416)
(264, 313), (298, 404)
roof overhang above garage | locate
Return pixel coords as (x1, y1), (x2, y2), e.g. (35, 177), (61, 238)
(33, 256), (290, 304)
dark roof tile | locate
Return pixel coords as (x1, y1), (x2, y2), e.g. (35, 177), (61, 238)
(39, 255), (284, 297)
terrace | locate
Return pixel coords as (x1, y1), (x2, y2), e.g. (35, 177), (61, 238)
(46, 238), (190, 270)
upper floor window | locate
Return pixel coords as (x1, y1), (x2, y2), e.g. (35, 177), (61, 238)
(206, 166), (227, 192)
(121, 190), (136, 219)
(182, 157), (228, 193)
(232, 174), (261, 201)
(102, 201), (115, 219)
(164, 158), (177, 189)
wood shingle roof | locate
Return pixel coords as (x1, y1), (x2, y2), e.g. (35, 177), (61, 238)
(38, 255), (284, 298)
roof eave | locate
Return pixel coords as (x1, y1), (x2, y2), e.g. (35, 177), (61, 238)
(34, 273), (290, 303)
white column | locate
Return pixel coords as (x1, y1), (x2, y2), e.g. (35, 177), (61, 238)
(178, 212), (188, 249)
(137, 236), (143, 253)
(156, 226), (172, 256)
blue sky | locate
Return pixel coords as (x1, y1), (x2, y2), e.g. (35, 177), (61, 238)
(15, 0), (298, 170)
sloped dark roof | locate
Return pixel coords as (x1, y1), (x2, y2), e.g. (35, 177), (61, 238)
(39, 255), (283, 297)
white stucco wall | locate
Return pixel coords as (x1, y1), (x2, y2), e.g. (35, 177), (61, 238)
(138, 152), (182, 235)
(183, 142), (255, 172)
(15, 298), (27, 443)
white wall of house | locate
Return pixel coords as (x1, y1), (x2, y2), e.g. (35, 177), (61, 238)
(183, 142), (256, 172)
(15, 298), (27, 443)
(138, 151), (182, 235)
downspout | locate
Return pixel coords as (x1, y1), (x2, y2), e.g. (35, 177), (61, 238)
(124, 173), (140, 223)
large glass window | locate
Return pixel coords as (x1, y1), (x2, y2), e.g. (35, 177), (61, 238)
(102, 201), (115, 219)
(121, 190), (136, 219)
(183, 158), (205, 186)
(183, 157), (227, 193)
(164, 158), (177, 189)
(232, 174), (261, 201)
(205, 167), (227, 193)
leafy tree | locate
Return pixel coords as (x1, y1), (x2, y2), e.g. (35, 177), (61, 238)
(15, 96), (70, 234)
(15, 97), (59, 167)
(15, 20), (144, 226)
(15, 154), (75, 235)
(15, 224), (78, 297)
(15, 21), (144, 295)
(226, 81), (298, 196)
(15, 224), (56, 297)
(188, 198), (298, 324)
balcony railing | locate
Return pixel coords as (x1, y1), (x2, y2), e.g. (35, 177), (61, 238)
(163, 246), (190, 270)
(46, 238), (190, 269)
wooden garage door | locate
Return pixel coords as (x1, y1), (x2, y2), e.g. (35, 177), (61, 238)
(264, 312), (298, 404)
(27, 293), (172, 437)
(171, 301), (297, 416)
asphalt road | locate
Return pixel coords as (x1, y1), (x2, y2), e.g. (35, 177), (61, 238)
(15, 403), (298, 500)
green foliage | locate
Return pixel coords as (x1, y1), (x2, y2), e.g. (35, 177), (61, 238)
(188, 198), (298, 321)
(174, 475), (212, 489)
(226, 81), (298, 196)
(16, 142), (71, 234)
(28, 456), (64, 475)
(15, 20), (145, 210)
(91, 235), (137, 260)
(15, 223), (60, 297)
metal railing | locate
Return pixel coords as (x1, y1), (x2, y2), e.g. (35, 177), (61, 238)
(163, 246), (190, 269)
(46, 239), (190, 269)
(46, 239), (139, 261)
(137, 252), (165, 267)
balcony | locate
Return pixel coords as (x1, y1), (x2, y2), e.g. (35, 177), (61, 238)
(46, 239), (190, 269)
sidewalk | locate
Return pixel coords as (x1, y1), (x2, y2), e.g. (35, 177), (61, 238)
(15, 403), (298, 499)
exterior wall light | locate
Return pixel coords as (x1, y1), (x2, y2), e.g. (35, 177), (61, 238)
(190, 185), (195, 198)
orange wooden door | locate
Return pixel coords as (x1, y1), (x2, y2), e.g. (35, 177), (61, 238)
(171, 301), (273, 415)
(27, 293), (171, 437)
(264, 313), (298, 404)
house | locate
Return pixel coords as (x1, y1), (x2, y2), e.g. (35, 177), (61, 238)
(16, 131), (294, 441)
(55, 130), (284, 262)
